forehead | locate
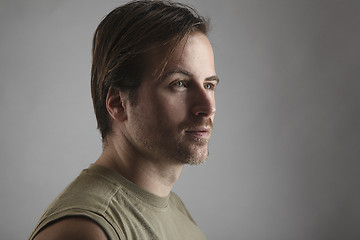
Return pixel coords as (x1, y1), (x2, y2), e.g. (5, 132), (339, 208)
(175, 32), (214, 69)
(144, 32), (215, 81)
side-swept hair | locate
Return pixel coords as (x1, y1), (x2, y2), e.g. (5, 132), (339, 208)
(91, 0), (208, 142)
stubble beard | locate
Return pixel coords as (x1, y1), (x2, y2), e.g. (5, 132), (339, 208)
(137, 120), (212, 166)
(138, 130), (210, 165)
(130, 103), (213, 165)
(175, 137), (210, 165)
(176, 118), (213, 165)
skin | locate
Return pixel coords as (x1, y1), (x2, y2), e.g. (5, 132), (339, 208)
(34, 32), (217, 240)
(33, 218), (108, 240)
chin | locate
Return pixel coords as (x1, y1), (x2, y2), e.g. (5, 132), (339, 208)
(174, 140), (210, 165)
(182, 150), (209, 165)
(186, 158), (207, 165)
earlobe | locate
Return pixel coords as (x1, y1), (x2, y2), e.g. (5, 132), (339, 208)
(106, 87), (127, 122)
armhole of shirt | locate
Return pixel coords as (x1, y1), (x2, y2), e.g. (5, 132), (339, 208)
(29, 208), (125, 240)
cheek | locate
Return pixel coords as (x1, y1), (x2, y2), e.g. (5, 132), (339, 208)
(153, 94), (188, 123)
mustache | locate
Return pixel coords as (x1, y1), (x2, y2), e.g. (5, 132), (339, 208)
(179, 118), (213, 131)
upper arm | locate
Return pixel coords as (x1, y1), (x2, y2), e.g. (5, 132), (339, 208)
(33, 217), (108, 240)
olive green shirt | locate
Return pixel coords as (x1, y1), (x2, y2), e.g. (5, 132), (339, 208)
(29, 164), (206, 240)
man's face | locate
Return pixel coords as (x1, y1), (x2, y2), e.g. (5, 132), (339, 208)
(124, 32), (218, 165)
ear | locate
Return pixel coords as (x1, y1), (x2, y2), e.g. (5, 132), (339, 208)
(106, 87), (127, 122)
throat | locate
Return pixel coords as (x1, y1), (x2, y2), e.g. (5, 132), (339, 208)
(95, 147), (184, 197)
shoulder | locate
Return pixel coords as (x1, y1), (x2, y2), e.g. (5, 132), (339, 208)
(48, 167), (121, 213)
(33, 217), (108, 240)
(30, 166), (126, 240)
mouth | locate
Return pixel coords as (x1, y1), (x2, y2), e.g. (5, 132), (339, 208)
(185, 127), (212, 139)
(181, 118), (213, 141)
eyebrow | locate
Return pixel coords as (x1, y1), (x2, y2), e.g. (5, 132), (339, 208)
(206, 75), (220, 84)
(161, 68), (220, 84)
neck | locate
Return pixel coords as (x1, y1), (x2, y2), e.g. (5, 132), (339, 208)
(95, 137), (184, 197)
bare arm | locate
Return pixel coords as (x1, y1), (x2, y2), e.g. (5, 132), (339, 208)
(33, 217), (108, 240)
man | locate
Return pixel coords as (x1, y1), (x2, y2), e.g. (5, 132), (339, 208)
(29, 0), (218, 239)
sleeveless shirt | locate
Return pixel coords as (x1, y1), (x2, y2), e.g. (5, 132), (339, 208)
(29, 164), (206, 240)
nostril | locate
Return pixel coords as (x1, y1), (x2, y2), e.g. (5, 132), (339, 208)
(192, 105), (216, 117)
(196, 112), (208, 117)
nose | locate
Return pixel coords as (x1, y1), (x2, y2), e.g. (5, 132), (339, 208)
(191, 87), (216, 117)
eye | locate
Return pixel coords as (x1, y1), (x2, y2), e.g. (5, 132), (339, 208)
(171, 80), (187, 89)
(204, 82), (215, 90)
(175, 81), (184, 87)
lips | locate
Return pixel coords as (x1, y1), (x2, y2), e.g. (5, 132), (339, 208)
(185, 126), (212, 139)
(180, 118), (213, 140)
(186, 126), (211, 132)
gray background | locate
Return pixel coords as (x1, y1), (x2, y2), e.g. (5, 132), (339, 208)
(1, 0), (359, 239)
